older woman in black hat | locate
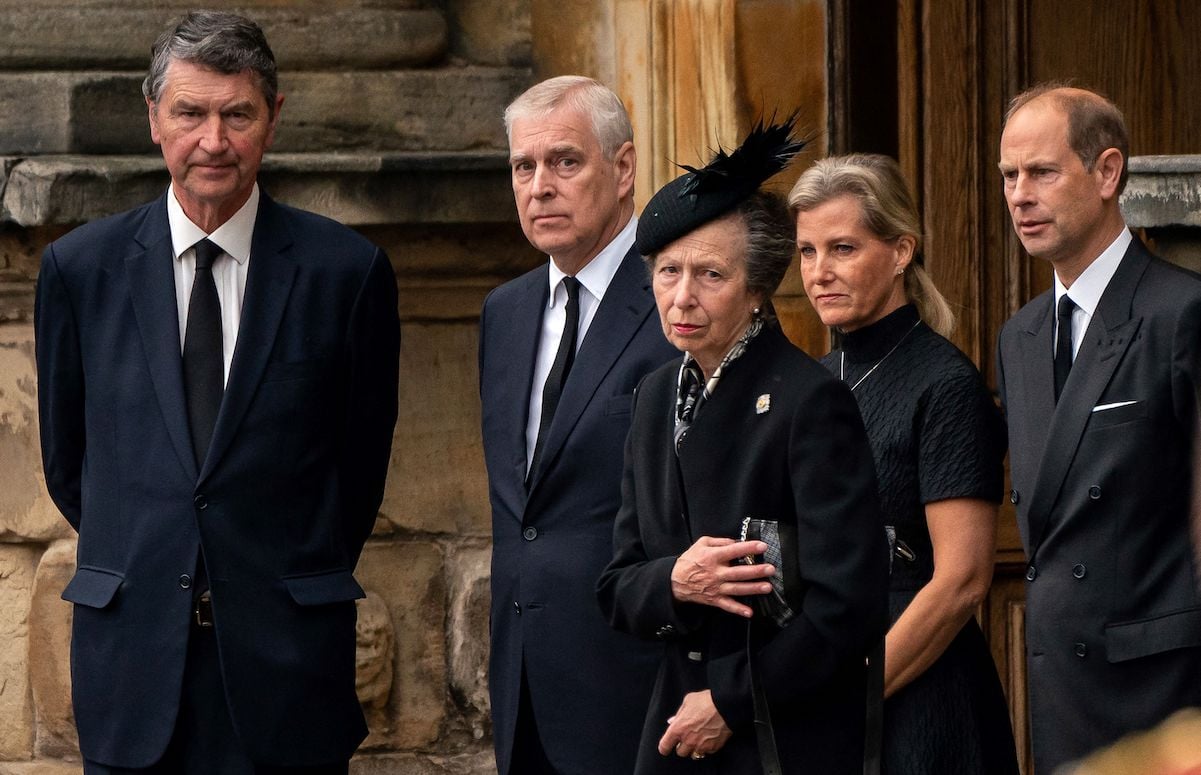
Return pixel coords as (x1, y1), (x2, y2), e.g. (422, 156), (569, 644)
(597, 121), (890, 773)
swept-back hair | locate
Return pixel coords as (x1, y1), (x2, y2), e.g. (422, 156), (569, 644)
(504, 75), (633, 160)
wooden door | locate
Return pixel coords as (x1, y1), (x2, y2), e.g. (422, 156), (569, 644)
(838, 0), (1201, 770)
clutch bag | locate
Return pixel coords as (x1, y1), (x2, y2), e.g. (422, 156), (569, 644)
(739, 516), (800, 628)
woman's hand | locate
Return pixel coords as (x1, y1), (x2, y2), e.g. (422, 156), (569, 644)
(658, 690), (732, 760)
(671, 536), (774, 617)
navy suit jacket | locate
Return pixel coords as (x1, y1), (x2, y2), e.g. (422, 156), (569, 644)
(479, 245), (678, 774)
(35, 192), (400, 768)
(997, 237), (1201, 772)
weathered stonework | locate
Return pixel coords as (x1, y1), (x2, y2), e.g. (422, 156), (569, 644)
(0, 543), (42, 760)
(28, 540), (77, 760)
(380, 324), (489, 537)
(445, 544), (492, 741)
(349, 750), (496, 775)
(356, 591), (397, 731)
(355, 540), (448, 750)
(0, 326), (70, 543)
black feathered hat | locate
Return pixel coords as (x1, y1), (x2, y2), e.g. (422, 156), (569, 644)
(635, 113), (806, 255)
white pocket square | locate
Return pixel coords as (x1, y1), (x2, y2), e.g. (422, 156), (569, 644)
(1092, 400), (1139, 413)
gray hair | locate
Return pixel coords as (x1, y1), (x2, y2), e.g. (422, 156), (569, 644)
(504, 75), (633, 160)
(789, 154), (955, 338)
(143, 11), (279, 118)
(644, 191), (795, 322)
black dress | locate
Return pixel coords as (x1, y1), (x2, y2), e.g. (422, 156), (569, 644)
(824, 304), (1019, 775)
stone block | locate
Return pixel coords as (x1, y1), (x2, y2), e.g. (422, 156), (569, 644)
(0, 543), (42, 759)
(0, 326), (72, 543)
(354, 540), (447, 750)
(1, 153), (516, 228)
(0, 762), (81, 775)
(349, 750), (495, 775)
(0, 73), (148, 155)
(0, 7), (446, 70)
(277, 68), (526, 152)
(378, 323), (489, 537)
(445, 544), (491, 740)
(443, 0), (532, 66)
(28, 540), (77, 760)
(1123, 155), (1201, 228)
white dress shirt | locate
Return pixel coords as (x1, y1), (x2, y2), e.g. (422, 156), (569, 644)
(1053, 226), (1132, 360)
(525, 216), (638, 471)
(168, 183), (260, 385)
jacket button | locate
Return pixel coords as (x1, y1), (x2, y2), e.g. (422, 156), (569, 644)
(1088, 485), (1101, 500)
(655, 624), (676, 638)
(179, 574), (192, 590)
(513, 601), (521, 615)
(1072, 564), (1086, 579)
(522, 526), (538, 541)
(1026, 565), (1037, 581)
(1010, 489), (1019, 505)
(1074, 642), (1087, 658)
(194, 494), (208, 510)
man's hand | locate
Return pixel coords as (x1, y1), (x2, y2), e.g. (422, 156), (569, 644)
(657, 690), (732, 760)
(670, 536), (774, 617)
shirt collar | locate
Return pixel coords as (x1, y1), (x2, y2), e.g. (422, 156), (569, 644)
(1054, 226), (1131, 317)
(167, 183), (260, 265)
(546, 216), (637, 307)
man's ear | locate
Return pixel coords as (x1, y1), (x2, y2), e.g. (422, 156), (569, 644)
(147, 97), (162, 146)
(613, 140), (636, 200)
(1095, 147), (1124, 200)
(263, 93), (286, 151)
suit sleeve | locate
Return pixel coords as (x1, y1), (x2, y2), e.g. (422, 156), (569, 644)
(708, 377), (889, 730)
(338, 248), (400, 563)
(34, 244), (85, 531)
(597, 377), (710, 638)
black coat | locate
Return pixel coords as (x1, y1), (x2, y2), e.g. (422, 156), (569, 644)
(479, 246), (679, 775)
(997, 237), (1201, 772)
(36, 193), (400, 768)
(598, 325), (890, 774)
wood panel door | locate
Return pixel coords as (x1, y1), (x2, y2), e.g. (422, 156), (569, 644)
(839, 0), (1201, 771)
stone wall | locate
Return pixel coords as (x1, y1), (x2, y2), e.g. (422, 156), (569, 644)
(0, 2), (541, 773)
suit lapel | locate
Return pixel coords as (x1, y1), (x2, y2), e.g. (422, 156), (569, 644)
(527, 247), (655, 490)
(497, 268), (549, 505)
(201, 196), (297, 480)
(1026, 240), (1149, 551)
(126, 197), (198, 480)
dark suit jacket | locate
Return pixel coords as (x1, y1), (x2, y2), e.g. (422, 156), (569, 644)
(479, 245), (678, 775)
(997, 237), (1201, 773)
(597, 325), (890, 774)
(35, 192), (400, 768)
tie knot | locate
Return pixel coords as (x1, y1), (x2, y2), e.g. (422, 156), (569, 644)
(562, 276), (581, 303)
(1057, 294), (1076, 320)
(193, 239), (222, 272)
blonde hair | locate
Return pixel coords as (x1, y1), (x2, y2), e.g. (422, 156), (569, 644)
(787, 153), (955, 337)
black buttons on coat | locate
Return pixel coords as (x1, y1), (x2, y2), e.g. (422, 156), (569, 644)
(179, 574), (192, 590)
(1074, 642), (1088, 658)
(522, 526), (538, 541)
(1072, 564), (1087, 579)
(1088, 485), (1102, 500)
(513, 601), (522, 615)
(654, 624), (676, 638)
(1010, 489), (1020, 505)
(194, 494), (208, 510)
(1026, 565), (1037, 581)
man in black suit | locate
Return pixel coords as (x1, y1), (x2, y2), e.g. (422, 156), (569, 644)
(35, 12), (399, 774)
(996, 84), (1201, 773)
(479, 76), (677, 774)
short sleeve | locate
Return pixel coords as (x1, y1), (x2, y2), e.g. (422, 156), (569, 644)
(916, 370), (1005, 505)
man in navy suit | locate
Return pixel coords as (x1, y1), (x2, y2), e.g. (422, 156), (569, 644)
(479, 76), (677, 774)
(997, 84), (1201, 773)
(35, 11), (399, 774)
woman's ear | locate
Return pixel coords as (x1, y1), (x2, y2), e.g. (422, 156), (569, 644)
(894, 234), (916, 274)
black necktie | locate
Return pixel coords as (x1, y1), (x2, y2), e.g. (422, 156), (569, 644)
(1054, 294), (1076, 402)
(529, 277), (581, 479)
(183, 239), (224, 468)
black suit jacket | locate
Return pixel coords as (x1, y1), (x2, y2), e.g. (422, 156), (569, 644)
(598, 325), (890, 774)
(479, 245), (678, 774)
(997, 237), (1201, 772)
(35, 192), (400, 768)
